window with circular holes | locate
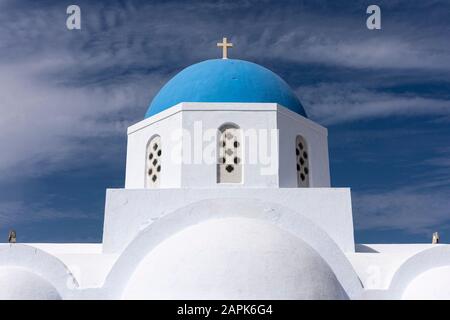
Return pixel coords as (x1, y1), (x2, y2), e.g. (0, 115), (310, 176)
(217, 124), (242, 183)
(146, 136), (162, 188)
(296, 135), (309, 187)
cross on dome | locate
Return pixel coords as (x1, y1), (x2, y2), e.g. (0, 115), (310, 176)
(217, 37), (233, 59)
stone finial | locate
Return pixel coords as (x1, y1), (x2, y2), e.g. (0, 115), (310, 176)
(8, 230), (16, 243)
(432, 232), (440, 244)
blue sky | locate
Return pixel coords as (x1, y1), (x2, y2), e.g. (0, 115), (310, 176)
(0, 0), (449, 243)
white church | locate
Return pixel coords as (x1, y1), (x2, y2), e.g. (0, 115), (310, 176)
(1, 39), (449, 300)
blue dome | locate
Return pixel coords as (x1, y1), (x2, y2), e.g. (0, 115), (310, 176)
(146, 59), (307, 118)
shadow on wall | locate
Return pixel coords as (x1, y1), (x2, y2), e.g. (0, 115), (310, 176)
(355, 244), (379, 253)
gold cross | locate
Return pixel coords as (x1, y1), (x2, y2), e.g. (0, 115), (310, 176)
(217, 37), (233, 59)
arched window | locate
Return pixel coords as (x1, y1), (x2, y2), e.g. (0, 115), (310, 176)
(146, 135), (161, 188)
(296, 135), (310, 187)
(217, 124), (242, 183)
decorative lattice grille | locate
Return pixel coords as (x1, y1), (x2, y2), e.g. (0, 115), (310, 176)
(217, 125), (242, 183)
(296, 135), (309, 187)
(146, 136), (161, 188)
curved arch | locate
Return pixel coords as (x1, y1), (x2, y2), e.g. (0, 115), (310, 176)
(218, 122), (240, 131)
(0, 244), (79, 299)
(388, 245), (450, 299)
(145, 133), (161, 149)
(102, 198), (363, 299)
(122, 218), (349, 299)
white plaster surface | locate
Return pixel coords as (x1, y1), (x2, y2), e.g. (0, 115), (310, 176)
(28, 243), (103, 254)
(122, 218), (348, 299)
(277, 107), (330, 187)
(22, 244), (118, 288)
(2, 242), (448, 299)
(101, 197), (362, 300)
(0, 244), (78, 299)
(0, 267), (61, 300)
(125, 110), (182, 189)
(346, 244), (450, 299)
(387, 244), (450, 299)
(102, 187), (355, 254)
(347, 244), (439, 290)
(402, 266), (450, 300)
(125, 103), (329, 189)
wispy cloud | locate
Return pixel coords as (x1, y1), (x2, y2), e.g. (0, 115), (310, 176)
(423, 147), (450, 168)
(353, 189), (450, 235)
(0, 199), (97, 225)
(299, 83), (450, 124)
(0, 61), (160, 178)
(352, 143), (450, 235)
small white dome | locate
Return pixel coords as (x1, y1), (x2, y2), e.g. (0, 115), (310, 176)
(123, 217), (348, 299)
(402, 266), (450, 300)
(0, 267), (61, 300)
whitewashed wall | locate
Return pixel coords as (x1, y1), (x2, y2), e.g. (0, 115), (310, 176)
(125, 103), (329, 189)
(102, 188), (355, 254)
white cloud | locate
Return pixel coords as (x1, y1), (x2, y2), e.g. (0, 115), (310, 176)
(298, 83), (450, 124)
(269, 35), (450, 71)
(353, 189), (450, 235)
(0, 199), (96, 225)
(0, 60), (162, 178)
